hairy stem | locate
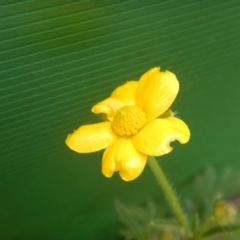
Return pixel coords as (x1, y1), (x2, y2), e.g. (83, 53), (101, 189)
(148, 156), (189, 235)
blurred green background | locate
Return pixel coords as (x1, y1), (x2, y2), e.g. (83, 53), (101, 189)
(0, 1), (240, 239)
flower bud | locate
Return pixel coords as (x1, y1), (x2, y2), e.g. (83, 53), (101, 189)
(213, 201), (237, 226)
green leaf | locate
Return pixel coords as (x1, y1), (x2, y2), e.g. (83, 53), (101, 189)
(192, 213), (200, 233)
(114, 200), (144, 240)
(216, 168), (240, 198)
(193, 166), (217, 200)
(150, 219), (180, 228)
(203, 224), (240, 238)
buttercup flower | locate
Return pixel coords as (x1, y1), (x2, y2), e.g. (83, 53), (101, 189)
(66, 67), (190, 181)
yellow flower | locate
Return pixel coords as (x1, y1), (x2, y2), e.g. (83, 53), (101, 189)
(66, 67), (190, 181)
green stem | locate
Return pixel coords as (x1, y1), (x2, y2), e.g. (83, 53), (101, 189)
(148, 156), (189, 235)
(190, 215), (214, 240)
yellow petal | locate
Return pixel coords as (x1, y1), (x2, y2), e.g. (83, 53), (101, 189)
(111, 81), (138, 104)
(102, 138), (147, 181)
(91, 97), (124, 120)
(133, 117), (190, 156)
(66, 122), (116, 153)
(135, 67), (179, 120)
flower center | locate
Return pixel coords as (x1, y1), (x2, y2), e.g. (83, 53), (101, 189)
(112, 105), (147, 136)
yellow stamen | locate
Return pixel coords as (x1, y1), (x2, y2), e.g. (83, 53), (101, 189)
(112, 105), (147, 136)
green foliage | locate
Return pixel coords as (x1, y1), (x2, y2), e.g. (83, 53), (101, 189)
(115, 166), (240, 240)
(115, 199), (182, 240)
(204, 224), (240, 238)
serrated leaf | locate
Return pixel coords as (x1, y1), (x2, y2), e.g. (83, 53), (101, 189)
(114, 200), (143, 239)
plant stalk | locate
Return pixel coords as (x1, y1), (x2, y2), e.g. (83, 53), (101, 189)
(148, 156), (189, 235)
